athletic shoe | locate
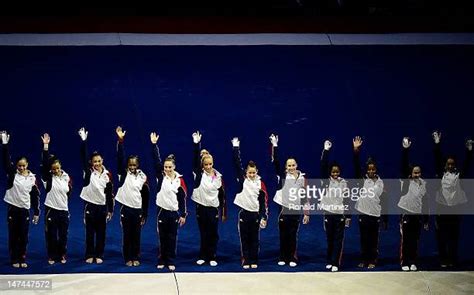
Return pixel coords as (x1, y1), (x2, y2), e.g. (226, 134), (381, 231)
(331, 266), (339, 272)
(48, 259), (55, 265)
(410, 264), (418, 271)
(196, 259), (205, 265)
(243, 265), (250, 269)
(325, 264), (332, 270)
(367, 264), (376, 269)
(250, 264), (258, 269)
(401, 266), (410, 271)
(209, 261), (218, 267)
(85, 258), (94, 264)
(12, 263), (20, 268)
(157, 264), (165, 269)
(168, 265), (176, 271)
(20, 263), (28, 268)
(289, 262), (297, 267)
(357, 263), (365, 268)
(133, 261), (140, 267)
(60, 257), (67, 264)
(126, 261), (133, 267)
(96, 258), (103, 264)
(278, 261), (286, 266)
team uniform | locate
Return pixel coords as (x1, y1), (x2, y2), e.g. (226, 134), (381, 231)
(152, 143), (187, 267)
(353, 149), (387, 267)
(191, 142), (226, 263)
(398, 146), (429, 269)
(41, 149), (72, 263)
(271, 145), (307, 265)
(115, 140), (150, 263)
(79, 140), (114, 261)
(434, 141), (472, 267)
(232, 146), (268, 266)
(320, 148), (350, 269)
(1, 143), (40, 266)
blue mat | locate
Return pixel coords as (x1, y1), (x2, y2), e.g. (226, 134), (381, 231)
(0, 45), (473, 274)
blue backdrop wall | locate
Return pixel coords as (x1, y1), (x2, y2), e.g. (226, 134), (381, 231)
(0, 45), (473, 273)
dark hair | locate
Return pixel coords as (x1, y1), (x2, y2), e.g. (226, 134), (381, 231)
(127, 155), (140, 165)
(48, 154), (61, 168)
(329, 161), (341, 174)
(366, 157), (377, 167)
(90, 151), (102, 161)
(246, 160), (257, 169)
(286, 156), (298, 164)
(15, 156), (28, 164)
(409, 163), (422, 176)
(164, 154), (176, 165)
(445, 154), (457, 163)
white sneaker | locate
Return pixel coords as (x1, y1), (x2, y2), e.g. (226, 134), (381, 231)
(85, 258), (94, 264)
(325, 264), (332, 270)
(157, 264), (165, 269)
(168, 265), (176, 271)
(331, 266), (339, 272)
(12, 263), (20, 268)
(289, 262), (297, 267)
(209, 261), (218, 267)
(243, 265), (250, 269)
(250, 264), (258, 269)
(96, 258), (103, 264)
(401, 266), (410, 271)
(278, 261), (286, 266)
(410, 264), (418, 271)
(196, 259), (205, 265)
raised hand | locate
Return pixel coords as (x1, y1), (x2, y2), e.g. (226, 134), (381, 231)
(1, 131), (10, 144)
(116, 126), (126, 141)
(150, 132), (159, 144)
(402, 137), (411, 149)
(178, 217), (186, 227)
(231, 137), (240, 148)
(259, 219), (267, 229)
(353, 136), (363, 150)
(432, 131), (441, 144)
(78, 127), (88, 141)
(269, 134), (278, 147)
(466, 139), (473, 151)
(41, 133), (50, 144)
(192, 131), (202, 144)
(324, 140), (332, 151)
(32, 215), (40, 225)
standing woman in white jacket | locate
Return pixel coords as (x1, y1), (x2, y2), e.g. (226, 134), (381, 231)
(1, 131), (40, 268)
(40, 133), (72, 265)
(151, 132), (187, 271)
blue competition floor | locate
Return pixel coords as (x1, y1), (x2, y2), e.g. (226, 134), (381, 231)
(0, 44), (473, 274)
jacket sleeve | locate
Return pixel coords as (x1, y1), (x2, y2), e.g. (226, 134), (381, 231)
(461, 147), (473, 178)
(105, 172), (114, 214)
(177, 178), (187, 218)
(1, 143), (15, 177)
(152, 143), (163, 181)
(320, 149), (330, 179)
(193, 142), (201, 175)
(434, 142), (444, 178)
(232, 147), (245, 184)
(117, 140), (126, 183)
(141, 180), (150, 220)
(80, 140), (90, 173)
(218, 179), (227, 219)
(401, 147), (411, 178)
(41, 149), (52, 183)
(353, 147), (363, 179)
(258, 181), (269, 221)
(30, 180), (40, 216)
